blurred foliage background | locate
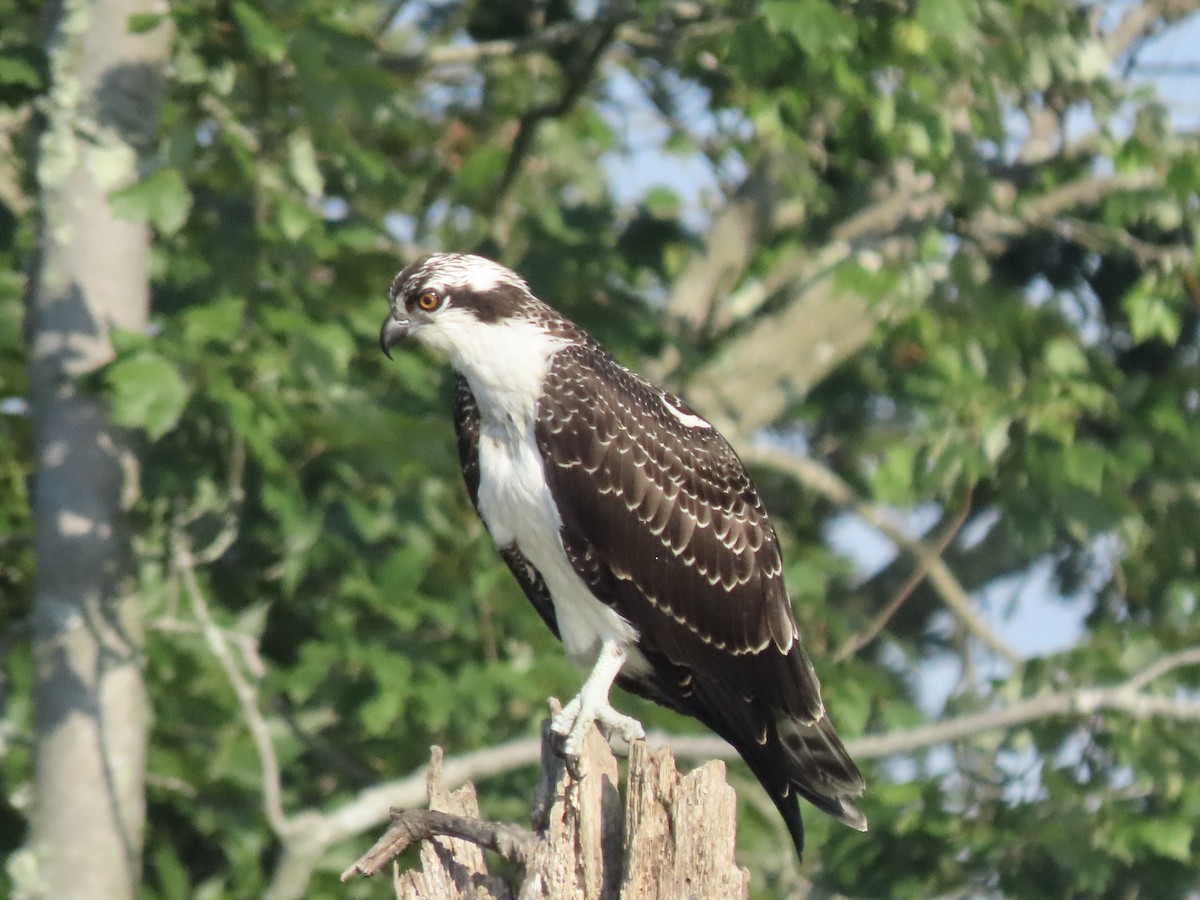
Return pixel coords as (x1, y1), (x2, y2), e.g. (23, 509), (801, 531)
(2, 0), (1200, 897)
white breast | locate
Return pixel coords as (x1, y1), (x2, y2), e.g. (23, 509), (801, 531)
(450, 320), (640, 669)
(477, 419), (639, 667)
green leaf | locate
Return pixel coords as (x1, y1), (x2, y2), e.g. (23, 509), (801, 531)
(233, 3), (287, 64)
(1112, 817), (1194, 863)
(641, 186), (680, 217)
(126, 12), (166, 34)
(917, 0), (976, 47)
(0, 56), (41, 88)
(106, 352), (189, 440)
(868, 442), (916, 503)
(287, 132), (324, 198)
(110, 168), (192, 236)
(981, 416), (1011, 464)
(276, 193), (316, 241)
(457, 146), (508, 200)
(181, 296), (246, 345)
(1123, 275), (1182, 344)
(1044, 337), (1088, 376)
(1062, 441), (1107, 493)
(762, 0), (854, 54)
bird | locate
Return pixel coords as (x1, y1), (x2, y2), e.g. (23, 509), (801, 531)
(379, 252), (867, 857)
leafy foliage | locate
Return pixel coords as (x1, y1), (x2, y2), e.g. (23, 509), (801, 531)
(3, 1), (1200, 898)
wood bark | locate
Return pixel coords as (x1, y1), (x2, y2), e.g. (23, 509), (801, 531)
(344, 719), (749, 899)
(25, 1), (172, 897)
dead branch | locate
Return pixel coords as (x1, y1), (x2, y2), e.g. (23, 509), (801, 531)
(487, 7), (624, 221)
(744, 447), (1023, 665)
(342, 714), (746, 899)
(833, 490), (973, 662)
(173, 532), (290, 838)
(261, 642), (1200, 900)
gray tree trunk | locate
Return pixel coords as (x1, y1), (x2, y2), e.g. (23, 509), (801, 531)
(25, 2), (172, 897)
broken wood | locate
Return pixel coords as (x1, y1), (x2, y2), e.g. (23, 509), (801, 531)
(342, 707), (749, 898)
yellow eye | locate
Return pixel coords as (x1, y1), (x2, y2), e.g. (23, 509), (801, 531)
(416, 290), (440, 312)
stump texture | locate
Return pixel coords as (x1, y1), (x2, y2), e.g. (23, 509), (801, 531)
(350, 718), (749, 899)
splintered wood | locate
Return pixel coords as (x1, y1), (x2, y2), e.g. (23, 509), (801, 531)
(342, 718), (748, 899)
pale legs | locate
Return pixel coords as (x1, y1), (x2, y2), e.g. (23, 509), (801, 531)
(551, 640), (645, 757)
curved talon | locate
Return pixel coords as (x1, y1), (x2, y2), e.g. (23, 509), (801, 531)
(552, 698), (644, 759)
(552, 640), (644, 760)
(596, 705), (645, 745)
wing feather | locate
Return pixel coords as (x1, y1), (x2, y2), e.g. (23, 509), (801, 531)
(533, 343), (865, 854)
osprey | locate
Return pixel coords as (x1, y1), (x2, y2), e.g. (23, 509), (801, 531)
(380, 253), (866, 856)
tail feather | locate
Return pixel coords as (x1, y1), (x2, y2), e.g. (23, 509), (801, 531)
(619, 665), (867, 860)
(778, 714), (868, 828)
(735, 713), (866, 859)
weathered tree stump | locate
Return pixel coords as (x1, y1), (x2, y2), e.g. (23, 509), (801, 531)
(342, 712), (749, 899)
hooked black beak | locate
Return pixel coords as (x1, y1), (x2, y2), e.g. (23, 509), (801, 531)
(379, 314), (410, 360)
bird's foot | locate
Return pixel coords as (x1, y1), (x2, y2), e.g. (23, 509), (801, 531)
(551, 696), (645, 760)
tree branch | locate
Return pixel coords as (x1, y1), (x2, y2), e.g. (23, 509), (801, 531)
(1123, 646), (1200, 693)
(262, 643), (1200, 900)
(833, 490), (972, 663)
(674, 162), (1169, 431)
(744, 447), (1024, 665)
(658, 644), (1200, 760)
(172, 532), (290, 838)
(287, 735), (543, 854)
(377, 2), (721, 74)
(486, 6), (626, 220)
(963, 169), (1188, 269)
(340, 808), (537, 880)
(1105, 0), (1197, 63)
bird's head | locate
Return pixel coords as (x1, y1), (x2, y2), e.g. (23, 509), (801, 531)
(379, 253), (545, 362)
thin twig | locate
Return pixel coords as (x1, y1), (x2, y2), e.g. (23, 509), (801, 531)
(173, 533), (291, 838)
(745, 447), (1023, 665)
(1123, 646), (1200, 694)
(264, 643), (1200, 900)
(658, 643), (1200, 760)
(833, 490), (973, 662)
(377, 2), (728, 74)
(486, 6), (626, 218)
(340, 808), (537, 880)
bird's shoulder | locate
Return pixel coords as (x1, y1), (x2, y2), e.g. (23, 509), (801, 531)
(535, 340), (760, 511)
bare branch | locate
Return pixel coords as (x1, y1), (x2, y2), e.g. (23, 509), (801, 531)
(172, 533), (290, 838)
(833, 490), (973, 663)
(380, 15), (628, 74)
(377, 2), (724, 73)
(264, 644), (1200, 900)
(1123, 646), (1200, 693)
(1022, 170), (1160, 220)
(298, 735), (542, 851)
(963, 169), (1176, 267)
(174, 435), (246, 565)
(663, 157), (783, 334)
(1131, 63), (1200, 76)
(657, 644), (1200, 760)
(744, 447), (1024, 665)
(1055, 217), (1193, 269)
(487, 9), (624, 220)
(340, 808), (537, 880)
(1105, 0), (1198, 62)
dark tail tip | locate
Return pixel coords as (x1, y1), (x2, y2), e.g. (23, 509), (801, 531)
(772, 790), (806, 860)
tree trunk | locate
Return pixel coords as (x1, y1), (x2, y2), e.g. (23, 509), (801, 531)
(343, 719), (749, 899)
(25, 2), (172, 897)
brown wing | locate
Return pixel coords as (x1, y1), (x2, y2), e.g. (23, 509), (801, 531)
(533, 343), (865, 855)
